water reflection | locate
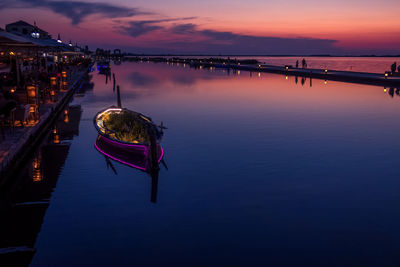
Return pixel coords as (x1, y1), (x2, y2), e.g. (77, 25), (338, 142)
(0, 104), (82, 265)
(381, 87), (400, 100)
(4, 61), (400, 266)
(97, 61), (111, 86)
(171, 60), (400, 101)
(130, 72), (158, 87)
(389, 87), (395, 97)
(94, 134), (165, 203)
(128, 61), (327, 92)
(31, 153), (43, 183)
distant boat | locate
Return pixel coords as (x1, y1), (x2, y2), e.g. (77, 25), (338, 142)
(97, 61), (110, 74)
(93, 106), (163, 146)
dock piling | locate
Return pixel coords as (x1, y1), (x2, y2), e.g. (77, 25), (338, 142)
(113, 73), (116, 92)
(117, 85), (122, 108)
(150, 169), (159, 203)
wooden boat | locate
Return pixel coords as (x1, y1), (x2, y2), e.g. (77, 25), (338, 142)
(94, 106), (165, 201)
(93, 106), (163, 146)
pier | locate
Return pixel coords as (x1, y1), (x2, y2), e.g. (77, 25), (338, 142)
(125, 56), (400, 87)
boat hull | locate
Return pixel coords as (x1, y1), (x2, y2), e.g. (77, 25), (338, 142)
(94, 135), (164, 171)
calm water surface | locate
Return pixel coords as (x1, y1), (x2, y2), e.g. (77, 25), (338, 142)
(2, 61), (400, 266)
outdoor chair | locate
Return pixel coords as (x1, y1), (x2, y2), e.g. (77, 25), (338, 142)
(14, 104), (30, 126)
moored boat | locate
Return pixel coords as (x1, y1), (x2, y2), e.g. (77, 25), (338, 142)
(93, 106), (163, 146)
(97, 61), (110, 74)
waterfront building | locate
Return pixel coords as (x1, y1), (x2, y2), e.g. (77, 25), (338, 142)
(5, 20), (51, 39)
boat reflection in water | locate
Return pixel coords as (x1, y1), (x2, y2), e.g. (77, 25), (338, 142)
(94, 134), (165, 203)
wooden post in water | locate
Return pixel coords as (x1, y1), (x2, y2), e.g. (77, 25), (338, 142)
(116, 85), (121, 108)
(147, 121), (161, 203)
(149, 133), (159, 171)
(113, 73), (116, 92)
(150, 168), (159, 203)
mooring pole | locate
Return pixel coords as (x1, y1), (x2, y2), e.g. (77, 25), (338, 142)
(113, 73), (116, 92)
(116, 85), (121, 108)
(150, 168), (159, 203)
(149, 133), (159, 171)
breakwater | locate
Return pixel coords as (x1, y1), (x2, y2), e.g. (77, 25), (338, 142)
(124, 56), (400, 87)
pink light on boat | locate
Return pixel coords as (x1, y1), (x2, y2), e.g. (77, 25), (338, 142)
(94, 141), (147, 171)
(94, 135), (164, 171)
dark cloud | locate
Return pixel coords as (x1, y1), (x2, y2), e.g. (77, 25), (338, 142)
(121, 17), (196, 37)
(1, 0), (340, 54)
(122, 21), (162, 37)
(199, 29), (338, 54)
(165, 38), (338, 55)
(201, 30), (238, 41)
(170, 23), (196, 34)
(2, 0), (142, 25)
(122, 22), (340, 55)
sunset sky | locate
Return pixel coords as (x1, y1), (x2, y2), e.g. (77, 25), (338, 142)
(1, 0), (399, 55)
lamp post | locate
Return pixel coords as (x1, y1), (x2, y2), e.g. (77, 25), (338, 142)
(385, 72), (389, 79)
(9, 51), (21, 89)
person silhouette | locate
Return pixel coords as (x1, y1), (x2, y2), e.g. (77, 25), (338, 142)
(391, 62), (397, 74)
(302, 58), (307, 68)
(296, 60), (299, 68)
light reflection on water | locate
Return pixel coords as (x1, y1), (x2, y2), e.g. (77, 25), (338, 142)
(2, 61), (400, 266)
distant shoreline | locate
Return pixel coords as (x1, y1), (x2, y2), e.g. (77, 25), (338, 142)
(125, 54), (400, 58)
